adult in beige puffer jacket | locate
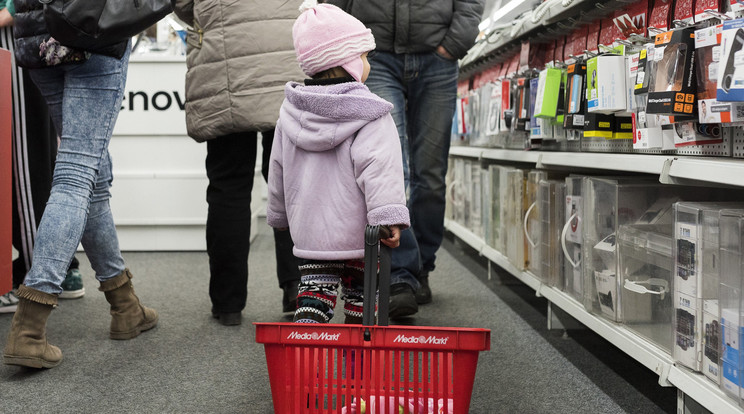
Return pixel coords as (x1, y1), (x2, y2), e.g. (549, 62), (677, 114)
(172, 0), (305, 325)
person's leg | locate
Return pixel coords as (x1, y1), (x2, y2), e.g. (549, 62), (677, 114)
(206, 132), (257, 325)
(11, 68), (57, 289)
(340, 259), (365, 324)
(405, 52), (458, 303)
(261, 129), (301, 312)
(294, 260), (342, 323)
(365, 51), (420, 318)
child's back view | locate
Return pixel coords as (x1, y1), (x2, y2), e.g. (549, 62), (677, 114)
(267, 0), (410, 324)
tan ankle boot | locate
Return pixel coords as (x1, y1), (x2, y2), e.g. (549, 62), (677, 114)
(3, 285), (63, 368)
(99, 269), (158, 340)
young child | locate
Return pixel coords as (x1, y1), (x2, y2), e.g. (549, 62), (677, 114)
(267, 0), (410, 324)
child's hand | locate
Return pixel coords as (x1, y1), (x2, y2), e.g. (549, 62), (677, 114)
(380, 225), (401, 248)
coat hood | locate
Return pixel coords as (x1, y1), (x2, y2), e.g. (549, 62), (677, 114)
(280, 81), (394, 152)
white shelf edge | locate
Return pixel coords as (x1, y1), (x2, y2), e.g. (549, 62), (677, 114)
(449, 146), (541, 164)
(668, 366), (744, 414)
(539, 152), (669, 175)
(667, 157), (744, 187)
(444, 218), (744, 414)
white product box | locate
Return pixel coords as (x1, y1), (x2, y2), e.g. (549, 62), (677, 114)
(587, 55), (628, 114)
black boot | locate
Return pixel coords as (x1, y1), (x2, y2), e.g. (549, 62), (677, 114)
(415, 271), (432, 305)
(389, 283), (418, 318)
(282, 281), (299, 313)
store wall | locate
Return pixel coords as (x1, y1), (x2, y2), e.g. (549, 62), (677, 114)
(110, 56), (265, 251)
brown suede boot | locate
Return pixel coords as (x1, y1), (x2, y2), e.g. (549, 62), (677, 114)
(3, 285), (63, 368)
(99, 269), (158, 340)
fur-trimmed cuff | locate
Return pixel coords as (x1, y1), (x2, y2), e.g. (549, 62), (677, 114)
(98, 268), (133, 292)
(266, 210), (289, 229)
(16, 284), (58, 305)
(367, 204), (410, 229)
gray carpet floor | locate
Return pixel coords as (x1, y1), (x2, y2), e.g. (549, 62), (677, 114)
(0, 221), (676, 413)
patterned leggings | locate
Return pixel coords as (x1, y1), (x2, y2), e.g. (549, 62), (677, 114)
(293, 259), (366, 324)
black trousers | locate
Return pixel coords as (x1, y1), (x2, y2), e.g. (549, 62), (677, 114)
(206, 130), (300, 313)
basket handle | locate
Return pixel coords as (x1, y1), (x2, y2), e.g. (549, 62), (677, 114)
(364, 225), (392, 331)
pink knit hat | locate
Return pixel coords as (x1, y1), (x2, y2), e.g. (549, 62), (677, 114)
(293, 0), (376, 83)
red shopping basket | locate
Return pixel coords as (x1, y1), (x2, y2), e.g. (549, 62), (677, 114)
(255, 226), (491, 413)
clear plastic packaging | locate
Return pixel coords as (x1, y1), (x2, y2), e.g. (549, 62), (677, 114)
(582, 177), (679, 321)
(525, 171), (548, 277)
(617, 223), (673, 353)
(540, 180), (566, 288)
(719, 210), (744, 403)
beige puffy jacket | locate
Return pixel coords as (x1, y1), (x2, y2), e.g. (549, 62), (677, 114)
(172, 0), (305, 142)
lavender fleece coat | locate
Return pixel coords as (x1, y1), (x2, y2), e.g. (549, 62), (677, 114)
(266, 81), (410, 260)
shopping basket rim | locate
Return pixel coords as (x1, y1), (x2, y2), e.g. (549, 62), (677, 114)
(254, 322), (491, 352)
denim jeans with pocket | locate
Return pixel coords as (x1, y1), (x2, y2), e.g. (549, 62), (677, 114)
(364, 51), (458, 289)
(23, 47), (130, 294)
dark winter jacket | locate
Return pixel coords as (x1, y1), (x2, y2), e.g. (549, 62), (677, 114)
(324, 0), (484, 59)
(12, 0), (126, 68)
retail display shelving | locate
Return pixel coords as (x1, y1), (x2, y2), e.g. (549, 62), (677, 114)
(444, 217), (744, 414)
(450, 146), (744, 187)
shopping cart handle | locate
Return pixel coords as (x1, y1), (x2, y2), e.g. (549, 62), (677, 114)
(378, 225), (392, 239)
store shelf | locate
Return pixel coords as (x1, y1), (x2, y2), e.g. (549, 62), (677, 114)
(449, 146), (744, 188)
(664, 157), (744, 187)
(444, 218), (744, 414)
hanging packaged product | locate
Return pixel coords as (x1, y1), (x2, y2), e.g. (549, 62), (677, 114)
(530, 77), (552, 143)
(634, 44), (657, 94)
(648, 0), (673, 33)
(727, 0), (744, 19)
(484, 81), (503, 138)
(695, 0), (723, 22)
(633, 109), (665, 149)
(612, 0), (649, 42)
(673, 0), (695, 26)
(613, 116), (633, 139)
(586, 54), (628, 114)
(534, 67), (563, 119)
(584, 113), (614, 138)
(646, 27), (697, 117)
(717, 19), (744, 101)
(672, 121), (724, 146)
(564, 61), (587, 130)
(515, 77), (531, 131)
(698, 24), (744, 123)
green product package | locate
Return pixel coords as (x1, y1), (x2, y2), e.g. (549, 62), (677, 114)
(534, 67), (563, 118)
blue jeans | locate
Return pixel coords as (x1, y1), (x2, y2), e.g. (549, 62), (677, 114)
(365, 51), (458, 289)
(23, 48), (130, 294)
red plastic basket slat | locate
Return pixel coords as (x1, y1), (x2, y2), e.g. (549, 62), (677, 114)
(255, 323), (490, 413)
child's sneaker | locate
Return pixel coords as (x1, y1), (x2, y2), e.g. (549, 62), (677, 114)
(0, 290), (19, 313)
(59, 268), (85, 299)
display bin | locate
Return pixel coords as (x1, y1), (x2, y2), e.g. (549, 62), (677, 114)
(719, 210), (744, 403)
(582, 177), (682, 322)
(484, 165), (503, 251)
(539, 179), (566, 288)
(562, 176), (585, 301)
(674, 203), (744, 382)
(617, 224), (674, 354)
(481, 167), (492, 248)
(469, 162), (483, 238)
(503, 168), (526, 270)
(525, 170), (547, 278)
(451, 158), (468, 228)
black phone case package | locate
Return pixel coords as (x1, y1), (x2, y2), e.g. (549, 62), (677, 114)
(647, 28), (697, 116)
(717, 18), (744, 101)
